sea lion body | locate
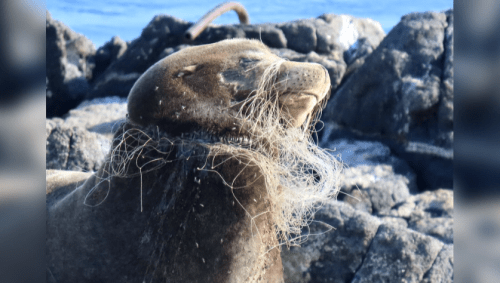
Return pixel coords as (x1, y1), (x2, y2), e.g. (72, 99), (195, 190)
(47, 39), (335, 282)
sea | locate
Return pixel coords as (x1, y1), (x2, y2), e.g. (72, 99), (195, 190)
(47, 0), (453, 49)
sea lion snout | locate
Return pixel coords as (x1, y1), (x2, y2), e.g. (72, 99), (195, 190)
(276, 61), (331, 127)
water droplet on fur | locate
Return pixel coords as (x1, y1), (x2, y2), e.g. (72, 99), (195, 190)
(202, 258), (205, 264)
(199, 203), (204, 207)
(155, 86), (159, 91)
(253, 199), (257, 202)
(158, 100), (162, 105)
(175, 112), (180, 118)
(221, 239), (223, 244)
(181, 105), (186, 110)
(195, 242), (199, 248)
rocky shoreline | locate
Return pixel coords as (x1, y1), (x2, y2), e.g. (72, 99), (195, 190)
(46, 9), (453, 283)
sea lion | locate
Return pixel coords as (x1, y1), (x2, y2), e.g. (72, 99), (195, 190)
(47, 39), (341, 282)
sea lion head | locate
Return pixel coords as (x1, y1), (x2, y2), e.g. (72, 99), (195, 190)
(127, 38), (331, 139)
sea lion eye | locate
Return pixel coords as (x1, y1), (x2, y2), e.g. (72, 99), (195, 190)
(239, 58), (259, 66)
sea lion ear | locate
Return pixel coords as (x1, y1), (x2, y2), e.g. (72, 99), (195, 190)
(176, 65), (198, 77)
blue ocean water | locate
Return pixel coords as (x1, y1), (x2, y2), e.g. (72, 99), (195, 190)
(47, 0), (453, 48)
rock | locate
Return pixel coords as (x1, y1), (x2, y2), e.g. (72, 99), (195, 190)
(282, 201), (380, 283)
(282, 201), (451, 282)
(64, 97), (128, 138)
(352, 223), (443, 283)
(46, 124), (109, 172)
(271, 48), (346, 91)
(323, 11), (449, 144)
(320, 136), (417, 192)
(45, 97), (127, 171)
(46, 11), (96, 118)
(322, 10), (454, 191)
(318, 14), (385, 56)
(91, 36), (128, 82)
(390, 188), (453, 243)
(241, 24), (287, 48)
(279, 20), (318, 53)
(422, 244), (453, 283)
(88, 15), (191, 99)
(192, 24), (246, 44)
(342, 37), (375, 79)
(339, 165), (411, 215)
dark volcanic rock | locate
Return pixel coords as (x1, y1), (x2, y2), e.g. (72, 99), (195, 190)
(279, 20), (318, 53)
(318, 14), (385, 56)
(88, 15), (191, 99)
(339, 165), (411, 215)
(241, 24), (287, 48)
(91, 36), (128, 82)
(390, 188), (453, 243)
(46, 12), (96, 118)
(192, 24), (246, 44)
(282, 200), (452, 282)
(352, 223), (443, 283)
(320, 137), (417, 192)
(46, 97), (127, 171)
(322, 10), (454, 191)
(421, 244), (453, 283)
(323, 11), (450, 145)
(282, 201), (380, 283)
(45, 123), (109, 172)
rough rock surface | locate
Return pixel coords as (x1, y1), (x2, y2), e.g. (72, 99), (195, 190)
(45, 123), (108, 172)
(281, 200), (453, 282)
(91, 36), (128, 83)
(282, 201), (380, 283)
(339, 165), (411, 215)
(320, 136), (417, 192)
(389, 188), (453, 243)
(322, 10), (454, 191)
(352, 223), (443, 283)
(422, 244), (453, 283)
(46, 11), (96, 118)
(88, 15), (191, 99)
(45, 97), (127, 172)
(60, 97), (128, 138)
(323, 11), (452, 146)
